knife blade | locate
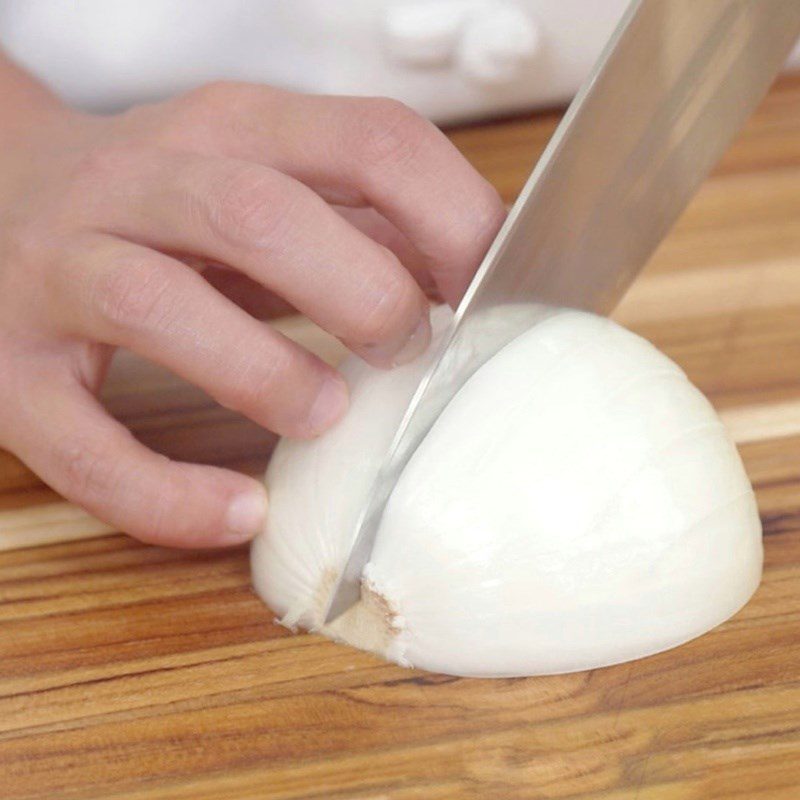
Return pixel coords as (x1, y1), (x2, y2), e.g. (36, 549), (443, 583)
(324, 0), (800, 624)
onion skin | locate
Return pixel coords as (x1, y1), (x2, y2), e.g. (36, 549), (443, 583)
(252, 307), (762, 677)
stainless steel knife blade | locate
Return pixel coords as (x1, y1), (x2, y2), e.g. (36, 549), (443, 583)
(324, 0), (800, 624)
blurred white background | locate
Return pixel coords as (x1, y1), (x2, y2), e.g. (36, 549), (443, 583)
(1, 0), (799, 124)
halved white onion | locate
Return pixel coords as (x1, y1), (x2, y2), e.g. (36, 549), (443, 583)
(252, 307), (761, 677)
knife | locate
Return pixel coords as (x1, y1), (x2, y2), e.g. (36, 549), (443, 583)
(324, 0), (800, 624)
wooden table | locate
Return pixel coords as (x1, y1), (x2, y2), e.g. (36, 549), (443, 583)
(3, 74), (800, 800)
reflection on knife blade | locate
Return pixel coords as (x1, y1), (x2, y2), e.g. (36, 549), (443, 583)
(324, 0), (800, 623)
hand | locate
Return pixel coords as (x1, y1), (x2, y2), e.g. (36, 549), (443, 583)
(0, 74), (505, 548)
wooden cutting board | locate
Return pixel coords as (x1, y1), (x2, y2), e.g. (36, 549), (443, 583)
(3, 74), (800, 800)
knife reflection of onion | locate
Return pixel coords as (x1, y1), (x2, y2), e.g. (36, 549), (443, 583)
(251, 306), (761, 677)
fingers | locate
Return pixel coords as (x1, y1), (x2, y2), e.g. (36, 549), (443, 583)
(3, 369), (268, 548)
(164, 84), (506, 304)
(272, 94), (506, 303)
(56, 235), (348, 439)
(333, 205), (440, 300)
(201, 267), (296, 320)
(182, 209), (434, 318)
(78, 148), (431, 368)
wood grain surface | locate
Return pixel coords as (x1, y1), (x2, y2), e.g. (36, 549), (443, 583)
(2, 73), (800, 799)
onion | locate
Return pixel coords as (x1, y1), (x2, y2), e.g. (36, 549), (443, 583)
(251, 307), (762, 677)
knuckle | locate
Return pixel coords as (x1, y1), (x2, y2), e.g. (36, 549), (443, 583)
(94, 256), (171, 333)
(439, 182), (506, 264)
(473, 183), (507, 238)
(150, 81), (274, 150)
(150, 81), (283, 154)
(3, 218), (49, 267)
(56, 435), (114, 503)
(223, 343), (292, 417)
(355, 98), (431, 171)
(207, 167), (292, 249)
(183, 80), (251, 114)
(135, 462), (173, 537)
(152, 82), (244, 147)
(354, 266), (418, 344)
(166, 80), (271, 134)
(70, 143), (144, 189)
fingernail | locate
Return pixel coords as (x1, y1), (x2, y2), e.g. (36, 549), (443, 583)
(391, 313), (432, 367)
(225, 488), (268, 542)
(308, 375), (349, 434)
